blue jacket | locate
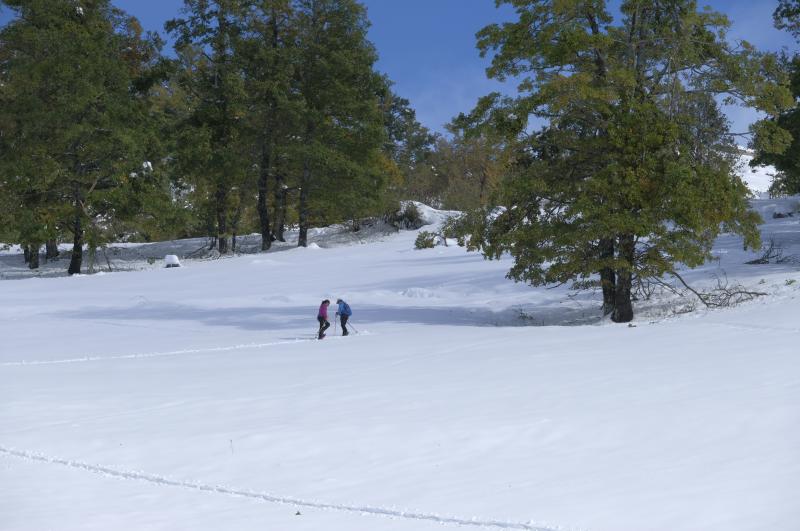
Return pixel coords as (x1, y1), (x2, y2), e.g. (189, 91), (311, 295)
(337, 301), (352, 316)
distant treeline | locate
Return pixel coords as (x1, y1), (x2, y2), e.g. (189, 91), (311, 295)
(3, 0), (800, 324)
(0, 0), (500, 273)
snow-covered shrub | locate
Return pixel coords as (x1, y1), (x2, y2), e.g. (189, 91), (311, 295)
(441, 214), (472, 246)
(415, 231), (437, 249)
(391, 203), (425, 230)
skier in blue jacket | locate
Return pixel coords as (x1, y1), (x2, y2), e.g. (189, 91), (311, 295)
(335, 298), (352, 336)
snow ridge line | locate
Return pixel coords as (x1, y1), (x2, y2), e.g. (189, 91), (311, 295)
(0, 446), (559, 531)
(0, 339), (313, 367)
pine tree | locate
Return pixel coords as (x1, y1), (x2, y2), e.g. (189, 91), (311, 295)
(0, 0), (167, 273)
(293, 0), (386, 246)
(751, 1), (800, 195)
(458, 0), (790, 322)
(0, 1), (67, 268)
(239, 0), (297, 250)
(167, 0), (251, 254)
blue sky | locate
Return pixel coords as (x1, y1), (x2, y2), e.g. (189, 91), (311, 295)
(2, 1), (796, 135)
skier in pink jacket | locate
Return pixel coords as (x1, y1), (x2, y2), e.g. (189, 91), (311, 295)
(317, 299), (331, 339)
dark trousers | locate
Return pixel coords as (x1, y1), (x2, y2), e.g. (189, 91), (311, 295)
(317, 316), (330, 338)
(340, 314), (349, 335)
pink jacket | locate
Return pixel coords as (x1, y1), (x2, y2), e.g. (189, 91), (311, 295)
(318, 303), (329, 319)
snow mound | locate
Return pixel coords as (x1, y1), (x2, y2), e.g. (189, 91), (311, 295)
(402, 201), (461, 229)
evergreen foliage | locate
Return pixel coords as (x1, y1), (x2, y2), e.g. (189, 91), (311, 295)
(381, 89), (437, 203)
(0, 0), (170, 273)
(430, 131), (505, 210)
(165, 0), (391, 250)
(292, 0), (388, 246)
(0, 0), (792, 301)
(456, 0), (789, 322)
(166, 1), (252, 254)
(752, 1), (800, 195)
(0, 0), (413, 267)
(414, 230), (436, 249)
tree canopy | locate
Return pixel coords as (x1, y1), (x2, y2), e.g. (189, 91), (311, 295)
(455, 0), (790, 322)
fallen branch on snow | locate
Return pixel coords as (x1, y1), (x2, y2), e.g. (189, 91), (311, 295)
(669, 271), (767, 308)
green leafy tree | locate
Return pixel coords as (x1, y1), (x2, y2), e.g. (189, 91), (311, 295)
(0, 0), (167, 273)
(380, 88), (437, 202)
(167, 0), (252, 254)
(293, 0), (386, 246)
(237, 0), (299, 250)
(751, 1), (800, 195)
(459, 0), (788, 322)
(429, 130), (505, 210)
(775, 0), (800, 38)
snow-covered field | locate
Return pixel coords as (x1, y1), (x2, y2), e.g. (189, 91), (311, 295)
(2, 200), (799, 531)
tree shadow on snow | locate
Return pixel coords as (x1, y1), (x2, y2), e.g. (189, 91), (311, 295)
(56, 300), (604, 332)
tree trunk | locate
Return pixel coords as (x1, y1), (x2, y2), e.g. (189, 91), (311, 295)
(273, 174), (287, 242)
(87, 245), (96, 274)
(611, 234), (635, 323)
(68, 209), (83, 275)
(479, 167), (489, 205)
(258, 10), (281, 251)
(599, 237), (616, 315)
(23, 245), (31, 264)
(230, 192), (245, 255)
(46, 239), (59, 260)
(298, 159), (310, 247)
(215, 185), (228, 254)
(28, 244), (40, 270)
(257, 143), (272, 251)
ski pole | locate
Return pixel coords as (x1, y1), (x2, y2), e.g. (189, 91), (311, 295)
(348, 320), (359, 334)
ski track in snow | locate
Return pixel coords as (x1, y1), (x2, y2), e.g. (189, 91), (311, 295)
(0, 337), (334, 367)
(0, 446), (560, 531)
(704, 322), (800, 334)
